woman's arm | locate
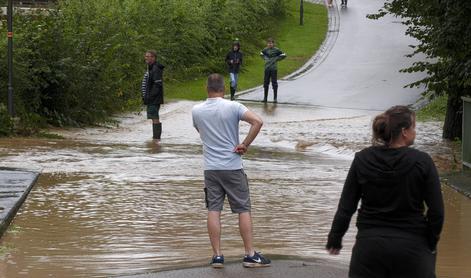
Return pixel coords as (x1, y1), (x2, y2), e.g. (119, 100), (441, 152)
(326, 156), (362, 254)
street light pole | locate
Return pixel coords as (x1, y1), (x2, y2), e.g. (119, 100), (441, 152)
(7, 0), (15, 116)
(300, 0), (304, 26)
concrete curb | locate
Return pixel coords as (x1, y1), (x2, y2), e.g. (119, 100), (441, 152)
(443, 171), (471, 199)
(0, 168), (39, 237)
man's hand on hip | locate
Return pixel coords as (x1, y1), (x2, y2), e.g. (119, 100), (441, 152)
(234, 143), (248, 155)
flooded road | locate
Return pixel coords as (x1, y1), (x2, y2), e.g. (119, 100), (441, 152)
(0, 101), (469, 277)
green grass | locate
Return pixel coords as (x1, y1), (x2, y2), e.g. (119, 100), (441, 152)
(166, 0), (328, 100)
(416, 94), (447, 122)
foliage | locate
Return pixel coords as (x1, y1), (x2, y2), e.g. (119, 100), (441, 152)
(0, 103), (13, 136)
(368, 0), (471, 139)
(166, 1), (328, 100)
(0, 0), (286, 129)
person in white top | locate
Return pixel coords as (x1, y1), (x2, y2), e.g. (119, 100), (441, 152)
(192, 73), (271, 268)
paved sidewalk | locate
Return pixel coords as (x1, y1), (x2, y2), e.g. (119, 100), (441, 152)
(0, 168), (39, 237)
(120, 259), (348, 278)
(444, 169), (471, 198)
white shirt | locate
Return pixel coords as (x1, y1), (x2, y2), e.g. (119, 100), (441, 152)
(192, 97), (248, 170)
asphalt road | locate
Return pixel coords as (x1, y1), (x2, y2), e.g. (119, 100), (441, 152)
(120, 259), (349, 278)
(239, 0), (427, 111)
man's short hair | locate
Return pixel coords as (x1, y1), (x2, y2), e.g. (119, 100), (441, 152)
(207, 73), (225, 93)
(146, 50), (157, 58)
(267, 37), (275, 43)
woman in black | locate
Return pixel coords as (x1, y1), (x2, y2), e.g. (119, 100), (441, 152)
(326, 105), (444, 278)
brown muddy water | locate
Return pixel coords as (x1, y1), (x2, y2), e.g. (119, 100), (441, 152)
(0, 101), (469, 278)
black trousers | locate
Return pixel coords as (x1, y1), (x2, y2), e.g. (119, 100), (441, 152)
(349, 236), (436, 278)
(263, 69), (278, 90)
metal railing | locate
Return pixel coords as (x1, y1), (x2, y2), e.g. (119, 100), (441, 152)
(463, 97), (471, 170)
(3, 0), (53, 7)
(0, 1), (54, 9)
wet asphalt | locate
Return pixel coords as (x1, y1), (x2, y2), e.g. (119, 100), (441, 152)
(0, 169), (38, 237)
(119, 259), (348, 278)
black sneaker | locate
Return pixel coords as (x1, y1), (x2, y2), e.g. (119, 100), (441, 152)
(243, 251), (271, 268)
(210, 255), (224, 268)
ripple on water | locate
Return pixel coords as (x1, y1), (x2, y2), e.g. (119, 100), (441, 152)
(0, 103), (467, 277)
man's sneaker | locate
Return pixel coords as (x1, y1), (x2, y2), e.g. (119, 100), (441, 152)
(243, 251), (271, 268)
(210, 255), (224, 268)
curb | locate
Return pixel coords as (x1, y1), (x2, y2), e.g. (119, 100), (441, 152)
(0, 168), (39, 238)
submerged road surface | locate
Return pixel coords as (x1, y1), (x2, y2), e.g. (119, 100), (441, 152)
(0, 1), (469, 278)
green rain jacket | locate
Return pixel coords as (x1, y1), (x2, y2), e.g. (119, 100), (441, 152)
(260, 47), (286, 71)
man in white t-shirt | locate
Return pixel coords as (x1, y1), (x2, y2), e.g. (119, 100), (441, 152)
(192, 73), (271, 268)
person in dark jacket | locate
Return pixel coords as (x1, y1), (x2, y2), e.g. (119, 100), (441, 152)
(225, 41), (243, 101)
(326, 105), (444, 278)
(142, 50), (165, 143)
(260, 38), (286, 103)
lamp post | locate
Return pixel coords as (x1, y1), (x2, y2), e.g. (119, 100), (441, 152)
(7, 0), (14, 116)
(300, 0), (304, 26)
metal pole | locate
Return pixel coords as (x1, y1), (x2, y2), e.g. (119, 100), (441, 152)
(300, 0), (304, 26)
(463, 97), (471, 170)
(7, 0), (15, 116)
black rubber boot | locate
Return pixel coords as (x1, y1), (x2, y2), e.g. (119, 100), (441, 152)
(152, 123), (162, 140)
(263, 87), (268, 102)
(273, 88), (278, 103)
(230, 87), (235, 101)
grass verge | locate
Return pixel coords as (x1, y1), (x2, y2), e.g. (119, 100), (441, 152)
(416, 94), (447, 122)
(165, 0), (328, 100)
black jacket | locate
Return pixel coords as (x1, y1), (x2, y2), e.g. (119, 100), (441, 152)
(225, 50), (243, 73)
(143, 62), (164, 105)
(326, 146), (444, 251)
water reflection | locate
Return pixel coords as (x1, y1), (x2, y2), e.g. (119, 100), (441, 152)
(262, 102), (278, 116)
(437, 186), (471, 277)
(0, 101), (468, 277)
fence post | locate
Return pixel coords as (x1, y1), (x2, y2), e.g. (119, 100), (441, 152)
(462, 97), (471, 170)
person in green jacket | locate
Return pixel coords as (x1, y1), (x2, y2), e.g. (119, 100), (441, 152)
(260, 38), (286, 103)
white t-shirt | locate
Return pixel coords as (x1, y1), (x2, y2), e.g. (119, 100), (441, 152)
(192, 97), (249, 170)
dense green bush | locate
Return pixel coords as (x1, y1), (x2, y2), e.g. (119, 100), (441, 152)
(0, 0), (285, 130)
(0, 103), (13, 136)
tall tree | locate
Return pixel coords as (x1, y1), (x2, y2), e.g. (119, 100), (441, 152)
(369, 0), (471, 140)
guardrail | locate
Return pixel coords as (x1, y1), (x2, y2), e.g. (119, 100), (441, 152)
(15, 0), (50, 6)
(1, 0), (53, 7)
(463, 97), (471, 170)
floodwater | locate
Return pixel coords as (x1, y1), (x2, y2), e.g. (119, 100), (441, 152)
(0, 101), (469, 278)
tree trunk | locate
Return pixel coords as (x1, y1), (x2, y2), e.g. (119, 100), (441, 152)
(442, 91), (463, 140)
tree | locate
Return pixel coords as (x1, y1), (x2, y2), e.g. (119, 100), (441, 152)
(369, 0), (471, 140)
(0, 0), (286, 130)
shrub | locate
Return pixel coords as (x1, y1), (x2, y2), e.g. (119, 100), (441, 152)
(0, 104), (13, 136)
(0, 0), (286, 128)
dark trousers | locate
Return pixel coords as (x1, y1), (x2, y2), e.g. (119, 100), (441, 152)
(263, 69), (278, 91)
(349, 236), (436, 278)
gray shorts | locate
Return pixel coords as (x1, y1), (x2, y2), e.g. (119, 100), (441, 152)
(147, 104), (160, 119)
(204, 169), (251, 213)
